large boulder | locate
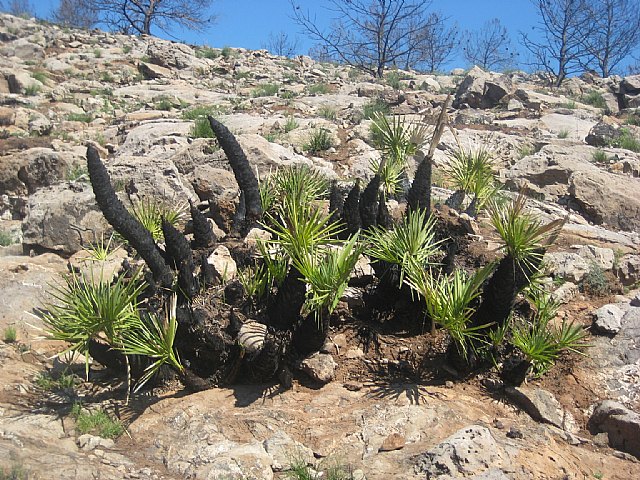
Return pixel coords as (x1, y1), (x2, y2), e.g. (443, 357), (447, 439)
(0, 148), (77, 197)
(588, 400), (640, 459)
(22, 182), (109, 255)
(453, 66), (512, 109)
(146, 39), (209, 71)
(618, 75), (640, 109)
(414, 425), (512, 478)
(504, 144), (640, 232)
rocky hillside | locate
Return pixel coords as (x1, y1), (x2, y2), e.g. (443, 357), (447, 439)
(1, 13), (640, 480)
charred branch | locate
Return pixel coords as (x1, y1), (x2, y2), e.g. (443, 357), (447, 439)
(86, 145), (173, 288)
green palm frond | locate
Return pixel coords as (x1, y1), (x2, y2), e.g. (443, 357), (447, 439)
(82, 233), (121, 261)
(297, 234), (362, 320)
(445, 147), (500, 212)
(489, 193), (564, 266)
(264, 199), (343, 265)
(370, 113), (428, 163)
(365, 208), (442, 286)
(369, 155), (405, 197)
(119, 294), (183, 392)
(42, 268), (146, 378)
(405, 263), (495, 358)
(128, 198), (187, 242)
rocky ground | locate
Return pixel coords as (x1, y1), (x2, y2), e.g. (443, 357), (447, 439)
(1, 13), (640, 480)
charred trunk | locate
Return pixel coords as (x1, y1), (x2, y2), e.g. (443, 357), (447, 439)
(208, 117), (262, 233)
(189, 200), (216, 249)
(86, 145), (173, 288)
(359, 174), (380, 229)
(161, 219), (199, 300)
(267, 265), (306, 332)
(407, 152), (432, 214)
(292, 313), (330, 355)
(342, 180), (361, 237)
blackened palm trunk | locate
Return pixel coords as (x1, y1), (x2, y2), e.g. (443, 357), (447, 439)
(360, 174), (380, 229)
(267, 265), (306, 331)
(329, 180), (344, 226)
(162, 219), (199, 299)
(407, 151), (432, 213)
(208, 117), (262, 233)
(292, 313), (330, 355)
(86, 145), (173, 288)
(472, 251), (544, 331)
(342, 180), (361, 236)
(189, 200), (216, 248)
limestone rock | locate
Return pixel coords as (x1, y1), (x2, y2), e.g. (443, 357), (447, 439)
(207, 245), (237, 280)
(593, 304), (625, 334)
(505, 387), (578, 432)
(453, 67), (512, 109)
(588, 400), (640, 459)
(544, 252), (590, 282)
(378, 433), (405, 452)
(22, 183), (109, 255)
(299, 352), (337, 383)
(263, 431), (314, 471)
(414, 425), (512, 477)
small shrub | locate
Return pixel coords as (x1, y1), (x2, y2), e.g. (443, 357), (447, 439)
(385, 70), (402, 90)
(71, 403), (124, 439)
(591, 149), (608, 163)
(190, 116), (215, 138)
(561, 100), (576, 109)
(0, 464), (29, 480)
(284, 116), (299, 132)
(557, 129), (570, 139)
(518, 144), (534, 159)
(66, 164), (89, 181)
(3, 326), (17, 343)
(234, 70), (252, 80)
(23, 84), (41, 96)
(35, 371), (76, 391)
(308, 83), (330, 95)
(221, 46), (234, 58)
(66, 113), (93, 123)
(100, 71), (115, 83)
(154, 97), (174, 111)
(182, 104), (224, 120)
(304, 128), (332, 153)
(31, 71), (48, 83)
(362, 98), (390, 119)
(93, 48), (102, 58)
(318, 105), (337, 120)
(582, 263), (610, 296)
(122, 45), (132, 54)
(196, 46), (218, 59)
(581, 91), (607, 109)
(0, 229), (14, 247)
(624, 111), (640, 126)
(280, 90), (297, 100)
(252, 83), (280, 97)
(609, 129), (640, 153)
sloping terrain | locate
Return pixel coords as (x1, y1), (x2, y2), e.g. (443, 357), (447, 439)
(1, 13), (640, 480)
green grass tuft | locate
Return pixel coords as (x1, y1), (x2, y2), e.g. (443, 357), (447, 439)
(304, 128), (333, 153)
(71, 403), (124, 439)
(3, 326), (17, 343)
(252, 83), (280, 97)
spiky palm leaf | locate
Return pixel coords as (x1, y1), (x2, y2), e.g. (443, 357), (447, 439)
(365, 208), (442, 286)
(405, 263), (495, 358)
(119, 294), (183, 392)
(42, 268), (146, 378)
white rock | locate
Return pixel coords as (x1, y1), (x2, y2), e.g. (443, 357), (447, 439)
(593, 304), (624, 334)
(207, 245), (237, 280)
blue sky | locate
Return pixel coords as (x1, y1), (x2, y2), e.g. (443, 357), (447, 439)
(28, 0), (637, 72)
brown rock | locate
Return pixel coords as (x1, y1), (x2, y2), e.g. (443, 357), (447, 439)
(378, 433), (405, 452)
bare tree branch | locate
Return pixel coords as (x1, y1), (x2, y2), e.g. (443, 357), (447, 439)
(89, 0), (214, 35)
(581, 0), (640, 77)
(290, 0), (439, 77)
(520, 0), (594, 86)
(262, 31), (300, 57)
(463, 18), (515, 71)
